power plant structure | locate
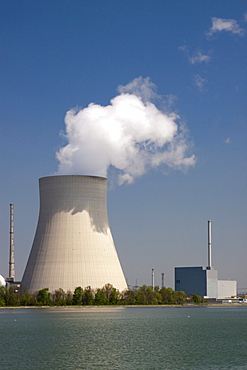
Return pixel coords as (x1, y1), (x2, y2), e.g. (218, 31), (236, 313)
(175, 220), (237, 299)
(21, 175), (128, 293)
(1, 204), (21, 288)
(5, 204), (16, 285)
(161, 273), (165, 288)
(151, 268), (154, 290)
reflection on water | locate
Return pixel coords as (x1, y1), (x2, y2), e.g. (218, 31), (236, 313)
(0, 306), (247, 369)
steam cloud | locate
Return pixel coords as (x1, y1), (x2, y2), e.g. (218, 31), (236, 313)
(56, 77), (195, 184)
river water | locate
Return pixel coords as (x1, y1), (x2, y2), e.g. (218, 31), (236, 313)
(0, 305), (246, 369)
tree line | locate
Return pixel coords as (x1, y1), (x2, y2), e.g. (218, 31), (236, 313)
(0, 283), (203, 307)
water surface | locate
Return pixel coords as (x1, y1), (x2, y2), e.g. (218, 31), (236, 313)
(0, 305), (246, 369)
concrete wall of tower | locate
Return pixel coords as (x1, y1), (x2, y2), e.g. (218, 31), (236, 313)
(21, 175), (127, 293)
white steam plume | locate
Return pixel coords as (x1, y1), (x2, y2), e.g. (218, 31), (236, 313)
(56, 77), (196, 184)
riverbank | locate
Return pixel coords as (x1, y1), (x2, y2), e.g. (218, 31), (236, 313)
(1, 302), (246, 309)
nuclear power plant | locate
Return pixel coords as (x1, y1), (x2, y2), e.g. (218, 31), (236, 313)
(0, 178), (240, 300)
(21, 175), (128, 293)
(175, 220), (237, 299)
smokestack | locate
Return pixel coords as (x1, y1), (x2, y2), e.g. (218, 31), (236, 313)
(21, 175), (127, 293)
(152, 269), (154, 290)
(8, 204), (15, 281)
(161, 273), (164, 288)
(208, 220), (212, 269)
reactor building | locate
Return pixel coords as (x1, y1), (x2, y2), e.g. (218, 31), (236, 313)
(175, 220), (237, 299)
(21, 175), (128, 293)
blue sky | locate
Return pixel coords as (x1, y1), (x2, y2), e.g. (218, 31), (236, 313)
(0, 0), (246, 291)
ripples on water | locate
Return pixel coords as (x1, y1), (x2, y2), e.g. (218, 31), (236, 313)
(0, 306), (247, 369)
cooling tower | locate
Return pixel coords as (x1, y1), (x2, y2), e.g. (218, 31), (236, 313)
(21, 175), (127, 293)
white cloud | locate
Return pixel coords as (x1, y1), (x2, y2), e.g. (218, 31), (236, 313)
(189, 52), (211, 65)
(224, 137), (231, 144)
(207, 17), (245, 36)
(56, 77), (196, 184)
(178, 44), (188, 53)
(194, 74), (207, 92)
(179, 45), (210, 65)
(118, 76), (158, 103)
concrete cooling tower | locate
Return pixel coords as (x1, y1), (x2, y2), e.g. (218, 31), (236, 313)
(21, 175), (127, 293)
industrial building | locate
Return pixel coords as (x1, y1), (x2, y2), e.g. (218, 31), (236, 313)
(21, 175), (128, 293)
(217, 280), (237, 300)
(175, 266), (218, 298)
(175, 220), (237, 299)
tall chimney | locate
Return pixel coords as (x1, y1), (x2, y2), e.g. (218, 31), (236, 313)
(161, 272), (164, 288)
(9, 204), (15, 281)
(152, 269), (154, 290)
(208, 220), (212, 269)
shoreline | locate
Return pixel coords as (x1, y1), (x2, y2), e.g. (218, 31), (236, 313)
(1, 303), (246, 309)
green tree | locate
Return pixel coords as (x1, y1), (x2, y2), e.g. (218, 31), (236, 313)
(72, 287), (84, 305)
(94, 288), (108, 305)
(0, 286), (7, 306)
(102, 284), (120, 305)
(82, 286), (94, 305)
(135, 285), (160, 305)
(160, 287), (175, 304)
(5, 285), (20, 306)
(173, 290), (186, 305)
(53, 288), (66, 305)
(109, 287), (119, 305)
(19, 290), (33, 306)
(153, 286), (162, 304)
(66, 290), (73, 305)
(191, 294), (202, 304)
(121, 289), (136, 305)
(36, 288), (52, 306)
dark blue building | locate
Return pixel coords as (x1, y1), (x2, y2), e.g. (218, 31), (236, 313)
(175, 266), (218, 298)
